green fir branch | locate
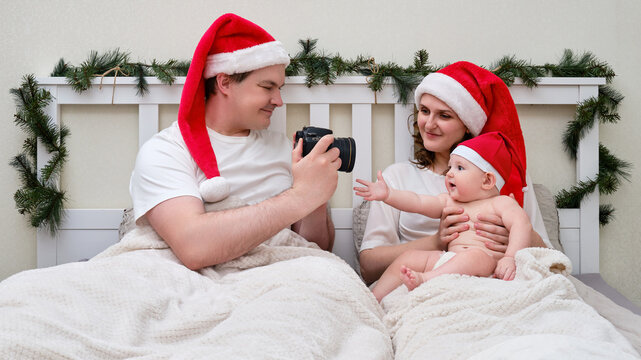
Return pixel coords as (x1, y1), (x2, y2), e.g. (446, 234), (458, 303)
(133, 63), (149, 96)
(50, 58), (70, 77)
(490, 55), (545, 87)
(9, 76), (69, 233)
(22, 136), (38, 161)
(150, 59), (186, 85)
(545, 49), (616, 82)
(599, 204), (615, 226)
(599, 143), (631, 183)
(562, 97), (599, 158)
(9, 154), (39, 189)
(28, 185), (67, 235)
(555, 178), (598, 208)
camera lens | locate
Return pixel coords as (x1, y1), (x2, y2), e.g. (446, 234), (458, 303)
(330, 137), (356, 173)
(296, 126), (356, 173)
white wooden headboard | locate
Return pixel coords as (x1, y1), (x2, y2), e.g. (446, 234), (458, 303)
(35, 76), (605, 274)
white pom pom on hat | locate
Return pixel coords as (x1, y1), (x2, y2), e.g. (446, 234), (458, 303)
(199, 177), (231, 203)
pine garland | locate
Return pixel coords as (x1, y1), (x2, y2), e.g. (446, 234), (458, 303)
(10, 75), (69, 234)
(51, 49), (190, 96)
(11, 42), (631, 233)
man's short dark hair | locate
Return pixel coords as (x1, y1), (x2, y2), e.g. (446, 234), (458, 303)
(205, 72), (252, 99)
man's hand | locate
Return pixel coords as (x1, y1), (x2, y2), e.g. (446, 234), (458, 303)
(291, 135), (341, 209)
(354, 170), (390, 201)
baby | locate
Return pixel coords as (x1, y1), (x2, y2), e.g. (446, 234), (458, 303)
(354, 132), (533, 302)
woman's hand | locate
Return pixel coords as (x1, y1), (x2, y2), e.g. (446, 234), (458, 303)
(438, 206), (469, 249)
(475, 213), (510, 253)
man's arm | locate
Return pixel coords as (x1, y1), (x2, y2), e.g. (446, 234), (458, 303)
(291, 202), (334, 251)
(146, 135), (341, 270)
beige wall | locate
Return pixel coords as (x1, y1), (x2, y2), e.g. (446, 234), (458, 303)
(1, 0), (640, 306)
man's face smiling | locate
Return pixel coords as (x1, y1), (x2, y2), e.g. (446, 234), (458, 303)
(228, 64), (285, 134)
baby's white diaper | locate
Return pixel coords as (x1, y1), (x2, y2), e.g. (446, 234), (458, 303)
(433, 251), (457, 269)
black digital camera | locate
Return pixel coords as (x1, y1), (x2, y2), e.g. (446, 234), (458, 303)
(295, 126), (356, 173)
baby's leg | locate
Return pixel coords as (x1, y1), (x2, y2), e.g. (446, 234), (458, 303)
(371, 250), (442, 302)
(400, 265), (424, 291)
(419, 248), (496, 282)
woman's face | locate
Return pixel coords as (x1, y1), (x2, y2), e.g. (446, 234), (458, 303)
(416, 93), (468, 155)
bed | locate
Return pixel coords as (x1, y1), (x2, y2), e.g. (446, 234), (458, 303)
(1, 76), (640, 359)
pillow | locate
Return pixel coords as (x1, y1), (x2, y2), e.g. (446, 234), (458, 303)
(351, 183), (563, 269)
(119, 207), (135, 240)
(352, 200), (371, 276)
(532, 184), (563, 252)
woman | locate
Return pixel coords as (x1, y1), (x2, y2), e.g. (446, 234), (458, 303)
(358, 61), (550, 284)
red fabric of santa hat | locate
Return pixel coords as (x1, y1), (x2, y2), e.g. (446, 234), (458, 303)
(414, 61), (527, 206)
(178, 13), (290, 202)
(451, 132), (527, 206)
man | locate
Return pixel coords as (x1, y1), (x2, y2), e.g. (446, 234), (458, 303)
(130, 13), (340, 270)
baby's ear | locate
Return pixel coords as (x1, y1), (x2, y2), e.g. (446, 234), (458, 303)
(482, 172), (497, 190)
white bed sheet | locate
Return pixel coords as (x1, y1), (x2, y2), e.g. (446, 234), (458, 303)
(380, 248), (640, 359)
(0, 223), (392, 359)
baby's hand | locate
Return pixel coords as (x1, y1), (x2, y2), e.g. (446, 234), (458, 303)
(494, 256), (516, 281)
(354, 170), (389, 201)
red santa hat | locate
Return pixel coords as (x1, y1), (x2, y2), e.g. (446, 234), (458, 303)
(414, 61), (528, 205)
(451, 132), (527, 206)
(178, 13), (290, 202)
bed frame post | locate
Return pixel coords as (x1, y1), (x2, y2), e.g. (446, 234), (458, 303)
(577, 85), (600, 274)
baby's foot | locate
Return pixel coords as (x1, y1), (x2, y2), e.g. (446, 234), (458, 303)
(400, 265), (424, 291)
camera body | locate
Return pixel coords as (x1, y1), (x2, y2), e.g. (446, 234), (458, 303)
(295, 126), (356, 173)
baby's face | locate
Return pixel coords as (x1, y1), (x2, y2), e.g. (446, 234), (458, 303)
(445, 154), (488, 202)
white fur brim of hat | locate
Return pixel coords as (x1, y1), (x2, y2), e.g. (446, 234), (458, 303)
(204, 41), (290, 78)
(414, 72), (487, 136)
(451, 145), (505, 190)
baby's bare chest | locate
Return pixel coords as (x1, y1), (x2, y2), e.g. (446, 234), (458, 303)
(446, 198), (496, 223)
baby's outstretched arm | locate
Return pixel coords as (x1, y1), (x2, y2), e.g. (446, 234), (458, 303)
(354, 170), (390, 201)
(355, 171), (446, 218)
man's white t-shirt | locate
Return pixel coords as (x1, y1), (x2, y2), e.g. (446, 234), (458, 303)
(359, 162), (551, 252)
(130, 121), (292, 223)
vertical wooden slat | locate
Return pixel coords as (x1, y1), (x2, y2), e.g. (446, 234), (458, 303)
(269, 104), (287, 135)
(138, 104), (159, 148)
(310, 104), (330, 128)
(394, 104), (415, 163)
(577, 85), (600, 274)
(352, 104), (372, 207)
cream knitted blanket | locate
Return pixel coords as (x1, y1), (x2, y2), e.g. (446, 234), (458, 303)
(382, 247), (639, 359)
(0, 223), (391, 359)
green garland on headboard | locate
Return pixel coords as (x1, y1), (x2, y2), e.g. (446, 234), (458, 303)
(10, 40), (630, 234)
